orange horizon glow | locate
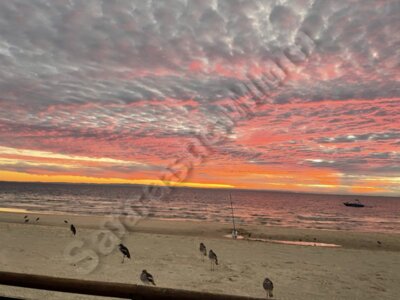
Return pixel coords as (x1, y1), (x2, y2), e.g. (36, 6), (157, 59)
(1, 94), (400, 197)
(0, 170), (396, 197)
(1, 144), (399, 197)
(0, 170), (234, 189)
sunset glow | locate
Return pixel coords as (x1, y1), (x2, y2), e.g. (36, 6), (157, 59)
(0, 1), (399, 196)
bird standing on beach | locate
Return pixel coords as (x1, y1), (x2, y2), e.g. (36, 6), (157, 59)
(36, 217), (40, 222)
(140, 269), (156, 286)
(263, 277), (274, 299)
(119, 243), (131, 263)
(70, 224), (76, 236)
(199, 242), (207, 261)
(64, 220), (68, 224)
(208, 249), (218, 271)
(24, 219), (29, 223)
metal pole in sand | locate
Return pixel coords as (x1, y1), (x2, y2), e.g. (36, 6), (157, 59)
(230, 193), (237, 239)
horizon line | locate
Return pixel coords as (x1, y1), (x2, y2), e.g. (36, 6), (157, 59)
(0, 179), (398, 199)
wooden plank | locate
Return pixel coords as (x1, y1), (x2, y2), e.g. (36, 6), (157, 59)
(0, 296), (24, 300)
(0, 271), (263, 300)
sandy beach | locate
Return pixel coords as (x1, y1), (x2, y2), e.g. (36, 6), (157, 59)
(1, 211), (399, 300)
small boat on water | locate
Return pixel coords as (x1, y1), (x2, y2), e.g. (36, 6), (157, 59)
(343, 199), (365, 207)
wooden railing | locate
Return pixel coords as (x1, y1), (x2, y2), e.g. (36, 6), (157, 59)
(0, 271), (263, 300)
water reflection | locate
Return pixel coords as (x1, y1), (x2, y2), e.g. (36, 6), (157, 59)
(223, 234), (342, 248)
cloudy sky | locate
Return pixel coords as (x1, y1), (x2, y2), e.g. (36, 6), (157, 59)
(0, 0), (399, 196)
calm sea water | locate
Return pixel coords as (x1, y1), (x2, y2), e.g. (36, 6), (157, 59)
(0, 182), (399, 233)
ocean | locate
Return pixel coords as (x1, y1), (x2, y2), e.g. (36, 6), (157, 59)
(0, 181), (399, 233)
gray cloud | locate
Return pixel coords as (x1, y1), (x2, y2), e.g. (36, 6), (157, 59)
(0, 0), (398, 110)
(316, 132), (400, 144)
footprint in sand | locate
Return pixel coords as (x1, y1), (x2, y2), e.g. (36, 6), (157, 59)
(371, 286), (386, 292)
(0, 250), (8, 265)
(344, 286), (352, 290)
(162, 256), (174, 262)
(227, 274), (239, 282)
(320, 280), (332, 286)
(239, 264), (252, 274)
(358, 274), (369, 282)
(374, 273), (384, 281)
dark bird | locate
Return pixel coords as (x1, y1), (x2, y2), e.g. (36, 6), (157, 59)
(70, 224), (76, 236)
(377, 241), (382, 245)
(24, 219), (29, 223)
(119, 243), (131, 263)
(199, 242), (207, 261)
(140, 270), (156, 286)
(24, 215), (28, 219)
(208, 249), (218, 271)
(263, 277), (274, 299)
(64, 220), (68, 224)
(36, 217), (40, 221)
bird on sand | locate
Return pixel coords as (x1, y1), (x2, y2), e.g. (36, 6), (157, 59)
(199, 242), (207, 261)
(118, 243), (131, 263)
(70, 224), (76, 236)
(140, 270), (156, 286)
(208, 249), (218, 271)
(24, 219), (29, 223)
(64, 220), (68, 224)
(263, 277), (274, 299)
(36, 217), (40, 222)
(24, 215), (28, 219)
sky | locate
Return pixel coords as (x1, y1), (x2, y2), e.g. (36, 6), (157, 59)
(0, 0), (399, 196)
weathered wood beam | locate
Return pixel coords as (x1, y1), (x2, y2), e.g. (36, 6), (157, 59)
(0, 271), (263, 300)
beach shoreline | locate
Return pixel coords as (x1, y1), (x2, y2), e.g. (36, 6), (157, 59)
(0, 210), (399, 251)
(1, 211), (400, 299)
